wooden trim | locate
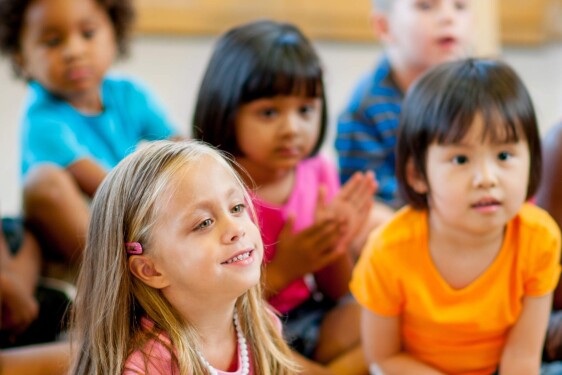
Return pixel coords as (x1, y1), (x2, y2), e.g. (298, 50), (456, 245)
(133, 0), (560, 47)
(135, 0), (374, 41)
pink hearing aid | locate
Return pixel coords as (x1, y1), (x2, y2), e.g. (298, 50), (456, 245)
(125, 242), (143, 255)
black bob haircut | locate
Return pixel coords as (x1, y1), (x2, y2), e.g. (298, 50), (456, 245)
(396, 58), (542, 210)
(192, 19), (327, 157)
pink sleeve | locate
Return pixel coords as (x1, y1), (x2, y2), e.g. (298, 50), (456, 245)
(123, 339), (176, 375)
(123, 351), (148, 375)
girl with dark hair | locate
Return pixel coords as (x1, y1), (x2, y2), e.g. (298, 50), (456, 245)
(193, 20), (376, 373)
(351, 58), (560, 375)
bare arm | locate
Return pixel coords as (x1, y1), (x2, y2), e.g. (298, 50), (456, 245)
(362, 308), (445, 375)
(535, 122), (562, 309)
(293, 351), (334, 375)
(499, 294), (552, 375)
(327, 345), (368, 375)
(66, 158), (107, 198)
(0, 341), (70, 375)
(0, 216), (39, 333)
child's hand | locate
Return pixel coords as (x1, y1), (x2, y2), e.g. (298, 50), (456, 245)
(273, 212), (346, 284)
(0, 270), (39, 334)
(322, 171), (377, 252)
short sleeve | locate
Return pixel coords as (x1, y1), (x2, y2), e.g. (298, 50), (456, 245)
(123, 341), (175, 375)
(524, 219), (561, 297)
(22, 119), (88, 172)
(350, 232), (403, 316)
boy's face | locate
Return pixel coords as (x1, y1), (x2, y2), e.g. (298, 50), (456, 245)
(16, 0), (117, 112)
(381, 0), (473, 74)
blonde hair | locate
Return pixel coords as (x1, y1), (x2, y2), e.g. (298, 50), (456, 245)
(69, 140), (298, 375)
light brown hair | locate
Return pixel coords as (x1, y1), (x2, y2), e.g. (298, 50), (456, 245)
(69, 140), (298, 374)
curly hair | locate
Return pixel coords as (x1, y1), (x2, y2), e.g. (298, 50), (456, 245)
(0, 0), (135, 76)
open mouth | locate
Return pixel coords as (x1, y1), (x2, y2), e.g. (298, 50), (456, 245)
(437, 36), (457, 47)
(222, 250), (253, 265)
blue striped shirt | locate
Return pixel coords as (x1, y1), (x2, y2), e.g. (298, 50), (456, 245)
(335, 57), (404, 208)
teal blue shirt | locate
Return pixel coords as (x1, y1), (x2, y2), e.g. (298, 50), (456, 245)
(21, 75), (176, 175)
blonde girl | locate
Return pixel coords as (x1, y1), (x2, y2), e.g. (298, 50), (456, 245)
(69, 140), (299, 374)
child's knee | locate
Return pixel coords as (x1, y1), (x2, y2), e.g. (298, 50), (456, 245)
(23, 165), (79, 208)
(314, 300), (361, 363)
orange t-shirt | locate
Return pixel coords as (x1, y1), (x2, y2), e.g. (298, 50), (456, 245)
(351, 203), (561, 375)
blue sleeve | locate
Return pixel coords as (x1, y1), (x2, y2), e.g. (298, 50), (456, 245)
(22, 118), (89, 174)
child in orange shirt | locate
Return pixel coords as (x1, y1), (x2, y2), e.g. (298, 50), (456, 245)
(351, 58), (561, 375)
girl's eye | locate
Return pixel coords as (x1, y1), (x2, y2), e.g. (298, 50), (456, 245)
(43, 37), (61, 47)
(195, 218), (213, 230)
(259, 108), (278, 119)
(83, 29), (96, 39)
(299, 104), (315, 116)
(231, 203), (246, 214)
(452, 155), (468, 165)
(498, 151), (511, 161)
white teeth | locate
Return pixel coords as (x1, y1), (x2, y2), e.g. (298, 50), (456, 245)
(225, 251), (251, 264)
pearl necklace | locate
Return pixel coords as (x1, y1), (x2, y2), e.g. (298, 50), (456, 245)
(196, 311), (250, 375)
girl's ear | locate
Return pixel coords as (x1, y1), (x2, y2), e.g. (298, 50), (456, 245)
(370, 10), (391, 43)
(406, 158), (428, 194)
(128, 256), (169, 289)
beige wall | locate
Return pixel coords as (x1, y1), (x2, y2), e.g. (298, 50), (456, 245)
(475, 0), (500, 56)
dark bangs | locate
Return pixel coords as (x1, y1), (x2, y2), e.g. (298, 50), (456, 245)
(428, 60), (536, 146)
(240, 38), (324, 102)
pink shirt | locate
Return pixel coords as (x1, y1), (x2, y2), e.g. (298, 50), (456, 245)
(123, 317), (254, 375)
(253, 156), (340, 313)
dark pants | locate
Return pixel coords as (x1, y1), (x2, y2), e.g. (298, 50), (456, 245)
(282, 294), (335, 358)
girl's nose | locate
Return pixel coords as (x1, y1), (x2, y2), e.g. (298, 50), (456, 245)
(281, 112), (300, 135)
(222, 217), (246, 243)
(473, 161), (498, 189)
